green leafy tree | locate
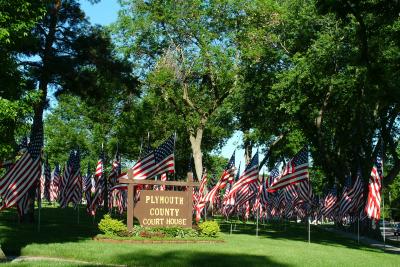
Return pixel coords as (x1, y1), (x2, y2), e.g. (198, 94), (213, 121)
(6, 0), (137, 219)
(113, 0), (246, 179)
(0, 0), (45, 158)
(237, 0), (400, 189)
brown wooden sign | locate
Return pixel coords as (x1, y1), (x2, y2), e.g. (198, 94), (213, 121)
(134, 190), (191, 227)
(119, 170), (199, 231)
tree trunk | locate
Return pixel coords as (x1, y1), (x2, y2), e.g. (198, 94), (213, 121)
(243, 131), (252, 165)
(189, 128), (203, 181)
(22, 1), (61, 222)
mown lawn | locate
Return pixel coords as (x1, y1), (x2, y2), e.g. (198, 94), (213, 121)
(0, 205), (399, 266)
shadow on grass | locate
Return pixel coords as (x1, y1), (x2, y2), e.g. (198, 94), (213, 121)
(0, 204), (107, 256)
(113, 250), (289, 267)
(219, 220), (385, 253)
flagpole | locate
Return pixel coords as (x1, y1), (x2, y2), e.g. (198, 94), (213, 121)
(308, 216), (310, 244)
(383, 193), (385, 249)
(357, 216), (360, 244)
(38, 192), (41, 232)
(381, 141), (385, 249)
(256, 207), (259, 237)
(173, 132), (177, 189)
(77, 201), (80, 224)
(38, 161), (43, 233)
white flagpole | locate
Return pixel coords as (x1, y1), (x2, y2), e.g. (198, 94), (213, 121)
(77, 201), (80, 224)
(256, 208), (259, 237)
(383, 194), (385, 249)
(308, 216), (311, 244)
(38, 162), (43, 233)
(38, 193), (41, 232)
(357, 217), (360, 244)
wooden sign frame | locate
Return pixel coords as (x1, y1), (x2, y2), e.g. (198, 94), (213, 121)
(119, 170), (200, 231)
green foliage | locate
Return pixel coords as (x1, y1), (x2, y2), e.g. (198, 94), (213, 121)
(115, 225), (199, 239)
(114, 0), (243, 178)
(98, 214), (127, 236)
(0, 0), (45, 46)
(154, 227), (199, 238)
(198, 221), (220, 237)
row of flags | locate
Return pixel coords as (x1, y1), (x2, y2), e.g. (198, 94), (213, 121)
(193, 148), (384, 224)
(0, 135), (384, 225)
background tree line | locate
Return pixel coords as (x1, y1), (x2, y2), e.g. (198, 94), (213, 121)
(1, 0), (399, 218)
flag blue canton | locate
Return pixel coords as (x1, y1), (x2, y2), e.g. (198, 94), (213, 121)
(376, 155), (383, 178)
(235, 165), (241, 181)
(225, 153), (235, 170)
(28, 121), (43, 159)
(292, 147), (308, 166)
(70, 150), (81, 173)
(245, 152), (259, 171)
(268, 164), (281, 186)
(331, 184), (337, 196)
(343, 174), (352, 189)
(154, 136), (174, 163)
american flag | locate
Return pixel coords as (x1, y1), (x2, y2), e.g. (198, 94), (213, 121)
(108, 151), (122, 210)
(95, 156), (104, 180)
(109, 183), (128, 214)
(131, 135), (175, 180)
(217, 152), (236, 190)
(252, 178), (263, 217)
(108, 151), (121, 187)
(227, 152), (259, 198)
(260, 174), (269, 207)
(244, 200), (250, 221)
(267, 165), (281, 216)
(0, 129), (42, 216)
(320, 185), (338, 220)
(83, 162), (92, 211)
(195, 169), (208, 222)
(58, 164), (67, 202)
(59, 150), (82, 208)
(338, 173), (363, 219)
(160, 173), (167, 191)
(50, 164), (60, 202)
(365, 155), (383, 221)
(267, 147), (309, 192)
(199, 153), (235, 207)
(283, 184), (298, 218)
(0, 152), (41, 214)
(297, 178), (313, 204)
(235, 179), (260, 207)
(90, 150), (105, 215)
(43, 157), (51, 202)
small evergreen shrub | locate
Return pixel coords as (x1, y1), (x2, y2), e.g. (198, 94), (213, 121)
(198, 221), (220, 237)
(98, 214), (127, 236)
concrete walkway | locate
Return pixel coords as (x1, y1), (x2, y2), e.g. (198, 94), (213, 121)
(2, 256), (127, 266)
(323, 227), (400, 254)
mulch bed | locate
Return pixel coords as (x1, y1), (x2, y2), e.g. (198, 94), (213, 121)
(93, 237), (224, 244)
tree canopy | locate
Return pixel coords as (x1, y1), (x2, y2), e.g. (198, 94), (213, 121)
(0, 0), (400, 213)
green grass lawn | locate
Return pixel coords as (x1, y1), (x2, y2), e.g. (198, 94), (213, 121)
(0, 205), (399, 266)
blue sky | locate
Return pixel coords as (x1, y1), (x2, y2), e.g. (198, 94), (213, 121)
(80, 0), (120, 26)
(79, 0), (262, 173)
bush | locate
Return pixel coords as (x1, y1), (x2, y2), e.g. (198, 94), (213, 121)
(155, 227), (199, 238)
(198, 221), (220, 237)
(98, 214), (127, 236)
